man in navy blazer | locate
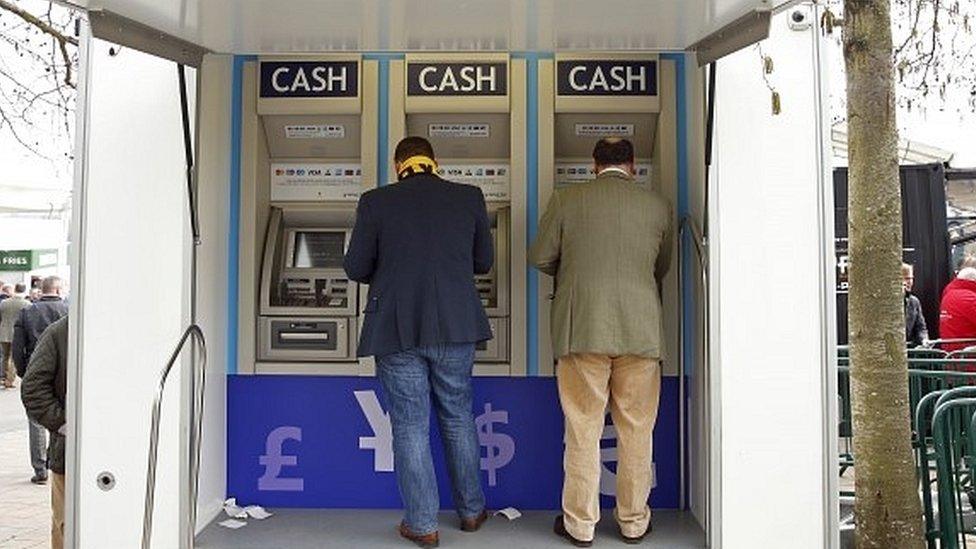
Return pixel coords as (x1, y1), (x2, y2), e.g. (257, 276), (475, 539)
(344, 136), (493, 547)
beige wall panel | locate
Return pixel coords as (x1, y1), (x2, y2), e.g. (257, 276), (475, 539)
(508, 57), (528, 377)
(361, 60), (379, 189)
(388, 59), (406, 176)
(658, 60), (680, 376)
(537, 58), (556, 376)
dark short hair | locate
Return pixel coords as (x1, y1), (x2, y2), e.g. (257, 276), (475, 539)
(14, 283), (26, 293)
(593, 138), (634, 166)
(394, 136), (435, 163)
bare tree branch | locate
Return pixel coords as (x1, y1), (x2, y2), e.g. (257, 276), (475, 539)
(0, 0), (76, 47)
(0, 0), (77, 163)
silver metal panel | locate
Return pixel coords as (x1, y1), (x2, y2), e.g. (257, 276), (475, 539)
(688, 9), (772, 66)
(475, 317), (509, 363)
(488, 207), (510, 317)
(257, 316), (354, 361)
(77, 0), (772, 54)
(88, 10), (206, 66)
(259, 207), (359, 317)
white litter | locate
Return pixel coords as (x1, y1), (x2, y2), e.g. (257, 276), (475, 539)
(218, 519), (247, 529)
(245, 505), (273, 520)
(222, 498), (248, 519)
(494, 507), (522, 520)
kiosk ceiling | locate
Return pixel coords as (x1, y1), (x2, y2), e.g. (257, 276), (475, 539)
(75, 0), (783, 56)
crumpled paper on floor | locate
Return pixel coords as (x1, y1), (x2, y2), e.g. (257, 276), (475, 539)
(494, 507), (522, 520)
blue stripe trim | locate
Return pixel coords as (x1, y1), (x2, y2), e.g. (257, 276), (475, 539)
(524, 53), (541, 376)
(227, 55), (252, 374)
(510, 52), (554, 59)
(661, 51), (690, 510)
(376, 58), (390, 187)
(362, 53), (405, 60)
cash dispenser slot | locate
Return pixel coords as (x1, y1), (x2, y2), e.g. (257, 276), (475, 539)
(259, 317), (353, 361)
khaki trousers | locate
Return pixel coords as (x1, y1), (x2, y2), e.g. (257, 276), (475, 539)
(0, 342), (15, 386)
(557, 353), (661, 541)
(52, 473), (65, 549)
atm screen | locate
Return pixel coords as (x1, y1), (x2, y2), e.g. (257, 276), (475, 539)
(292, 231), (345, 268)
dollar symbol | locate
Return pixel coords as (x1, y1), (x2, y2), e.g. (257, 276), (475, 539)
(476, 403), (515, 487)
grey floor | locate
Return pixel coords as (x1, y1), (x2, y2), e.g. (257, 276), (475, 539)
(196, 509), (705, 549)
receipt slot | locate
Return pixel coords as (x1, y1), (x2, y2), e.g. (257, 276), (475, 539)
(238, 55), (378, 375)
(390, 53), (527, 375)
(536, 53), (679, 375)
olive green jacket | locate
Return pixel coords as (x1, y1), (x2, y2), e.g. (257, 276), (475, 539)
(529, 172), (673, 359)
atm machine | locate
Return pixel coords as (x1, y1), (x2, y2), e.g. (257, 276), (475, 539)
(390, 53), (526, 375)
(538, 53), (679, 374)
(241, 56), (378, 375)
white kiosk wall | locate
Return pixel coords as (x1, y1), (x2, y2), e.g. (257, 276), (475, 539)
(193, 54), (234, 532)
(709, 4), (836, 547)
(69, 38), (192, 548)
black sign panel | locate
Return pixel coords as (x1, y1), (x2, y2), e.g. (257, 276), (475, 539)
(407, 62), (507, 96)
(260, 61), (358, 98)
(556, 60), (657, 96)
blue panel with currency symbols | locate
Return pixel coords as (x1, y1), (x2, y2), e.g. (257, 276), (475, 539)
(227, 375), (680, 509)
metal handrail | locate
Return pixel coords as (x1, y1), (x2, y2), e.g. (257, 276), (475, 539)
(142, 324), (207, 549)
(677, 215), (708, 514)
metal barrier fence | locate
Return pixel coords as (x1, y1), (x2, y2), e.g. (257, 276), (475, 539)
(838, 342), (976, 548)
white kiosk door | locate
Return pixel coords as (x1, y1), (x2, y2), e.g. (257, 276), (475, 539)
(68, 28), (199, 548)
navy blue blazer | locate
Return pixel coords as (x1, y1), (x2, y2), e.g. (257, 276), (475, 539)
(344, 173), (494, 357)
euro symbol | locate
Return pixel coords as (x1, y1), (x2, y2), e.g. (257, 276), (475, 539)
(598, 421), (656, 496)
(476, 403), (515, 487)
(258, 426), (304, 492)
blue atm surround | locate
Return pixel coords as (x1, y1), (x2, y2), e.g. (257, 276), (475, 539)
(226, 52), (691, 510)
(228, 376), (679, 509)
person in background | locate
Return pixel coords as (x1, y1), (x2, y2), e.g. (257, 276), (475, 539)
(958, 255), (976, 272)
(344, 136), (493, 547)
(0, 282), (10, 303)
(530, 138), (673, 546)
(902, 263), (929, 348)
(1, 284), (32, 388)
(28, 288), (42, 302)
(21, 316), (68, 549)
(939, 267), (976, 353)
(12, 276), (68, 484)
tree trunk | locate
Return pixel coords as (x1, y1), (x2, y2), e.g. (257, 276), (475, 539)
(844, 0), (926, 547)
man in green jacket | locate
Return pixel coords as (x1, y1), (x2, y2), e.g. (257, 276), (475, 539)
(530, 138), (673, 547)
(21, 315), (68, 549)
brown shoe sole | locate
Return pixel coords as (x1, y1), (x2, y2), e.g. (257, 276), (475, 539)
(620, 523), (653, 544)
(553, 515), (593, 547)
(460, 510), (490, 532)
(398, 522), (439, 548)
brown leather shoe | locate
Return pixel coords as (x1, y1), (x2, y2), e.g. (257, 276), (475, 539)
(553, 515), (593, 547)
(620, 521), (652, 544)
(398, 522), (439, 548)
(460, 509), (490, 532)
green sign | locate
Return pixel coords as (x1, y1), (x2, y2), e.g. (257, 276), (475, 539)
(0, 249), (58, 272)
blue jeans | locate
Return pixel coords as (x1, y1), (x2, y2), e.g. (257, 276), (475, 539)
(376, 343), (485, 535)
